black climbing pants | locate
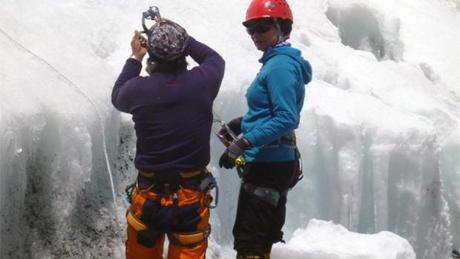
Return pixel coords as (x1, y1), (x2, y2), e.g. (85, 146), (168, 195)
(232, 160), (296, 256)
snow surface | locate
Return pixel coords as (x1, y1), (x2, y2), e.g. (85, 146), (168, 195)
(1, 0), (460, 258)
(271, 219), (415, 259)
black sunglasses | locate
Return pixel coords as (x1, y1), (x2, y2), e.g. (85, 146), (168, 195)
(246, 24), (273, 35)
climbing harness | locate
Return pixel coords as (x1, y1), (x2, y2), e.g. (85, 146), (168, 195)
(126, 208), (211, 247)
(126, 169), (218, 208)
(125, 169), (218, 247)
(263, 131), (296, 148)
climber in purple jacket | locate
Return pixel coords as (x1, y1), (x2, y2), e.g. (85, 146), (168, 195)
(112, 24), (225, 173)
(112, 19), (224, 258)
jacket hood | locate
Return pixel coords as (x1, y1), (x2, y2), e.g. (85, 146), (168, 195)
(260, 43), (312, 84)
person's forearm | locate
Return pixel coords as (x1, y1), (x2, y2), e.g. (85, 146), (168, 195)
(111, 58), (142, 111)
(188, 37), (223, 65)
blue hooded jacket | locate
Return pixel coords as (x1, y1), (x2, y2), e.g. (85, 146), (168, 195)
(242, 43), (312, 162)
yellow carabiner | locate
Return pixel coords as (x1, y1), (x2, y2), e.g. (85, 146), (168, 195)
(235, 155), (246, 166)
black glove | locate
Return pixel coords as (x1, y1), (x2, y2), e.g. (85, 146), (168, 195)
(219, 136), (249, 169)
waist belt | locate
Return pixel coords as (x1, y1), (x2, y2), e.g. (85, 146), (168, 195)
(139, 170), (202, 179)
(137, 169), (207, 195)
(264, 131), (296, 148)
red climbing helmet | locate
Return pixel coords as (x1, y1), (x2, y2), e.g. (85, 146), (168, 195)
(244, 0), (293, 24)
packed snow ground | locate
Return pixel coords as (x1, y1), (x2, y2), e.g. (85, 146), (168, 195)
(271, 219), (415, 259)
(207, 219), (416, 259)
(1, 0), (460, 258)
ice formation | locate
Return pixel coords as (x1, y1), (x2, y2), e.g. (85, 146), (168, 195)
(1, 0), (459, 258)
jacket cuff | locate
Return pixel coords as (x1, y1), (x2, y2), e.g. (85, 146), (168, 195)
(244, 132), (258, 147)
(127, 57), (142, 65)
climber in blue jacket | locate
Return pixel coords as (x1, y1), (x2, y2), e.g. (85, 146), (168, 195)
(218, 0), (312, 258)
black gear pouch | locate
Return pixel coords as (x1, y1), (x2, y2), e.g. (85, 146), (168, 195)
(288, 148), (303, 189)
(137, 199), (163, 247)
(137, 229), (162, 247)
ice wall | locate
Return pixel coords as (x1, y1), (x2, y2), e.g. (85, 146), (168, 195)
(307, 2), (460, 257)
(0, 2), (126, 257)
(1, 0), (460, 258)
(291, 81), (452, 258)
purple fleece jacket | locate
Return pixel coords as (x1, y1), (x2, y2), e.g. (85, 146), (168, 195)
(112, 37), (225, 172)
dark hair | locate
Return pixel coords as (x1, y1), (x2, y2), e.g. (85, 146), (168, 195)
(147, 56), (188, 74)
(278, 18), (293, 37)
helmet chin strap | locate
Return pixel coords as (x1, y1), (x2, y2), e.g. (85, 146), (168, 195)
(273, 18), (288, 44)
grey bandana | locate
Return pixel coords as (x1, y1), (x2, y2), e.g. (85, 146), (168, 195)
(148, 19), (190, 62)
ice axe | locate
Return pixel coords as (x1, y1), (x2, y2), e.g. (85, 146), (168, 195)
(139, 5), (162, 48)
(142, 6), (161, 33)
(213, 114), (246, 177)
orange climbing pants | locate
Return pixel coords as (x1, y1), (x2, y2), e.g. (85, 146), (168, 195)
(125, 173), (211, 259)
